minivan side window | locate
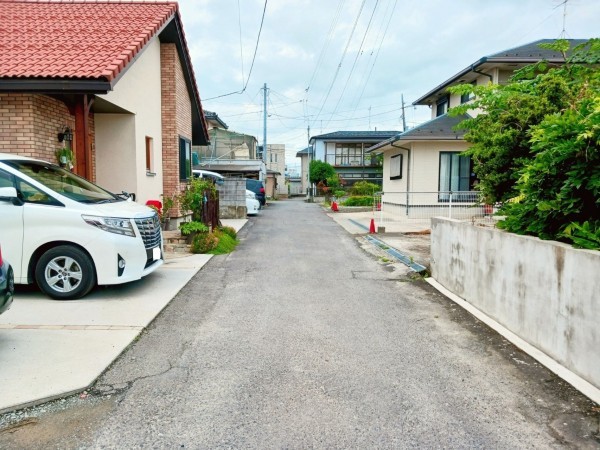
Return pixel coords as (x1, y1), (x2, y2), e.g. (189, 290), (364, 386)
(0, 169), (14, 189)
(16, 178), (62, 206)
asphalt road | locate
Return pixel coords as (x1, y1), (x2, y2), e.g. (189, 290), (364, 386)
(1, 199), (598, 448)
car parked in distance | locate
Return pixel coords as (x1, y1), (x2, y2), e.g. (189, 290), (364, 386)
(246, 190), (260, 216)
(0, 153), (163, 300)
(0, 243), (14, 314)
(245, 179), (266, 206)
(192, 169), (224, 185)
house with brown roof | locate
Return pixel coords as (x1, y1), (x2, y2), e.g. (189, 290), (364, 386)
(366, 39), (588, 209)
(0, 0), (209, 223)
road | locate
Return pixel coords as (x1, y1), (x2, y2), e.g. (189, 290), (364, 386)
(1, 198), (598, 448)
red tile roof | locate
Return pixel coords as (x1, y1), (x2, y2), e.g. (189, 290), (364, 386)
(0, 0), (178, 82)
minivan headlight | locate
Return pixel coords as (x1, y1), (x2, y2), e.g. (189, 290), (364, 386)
(82, 215), (135, 237)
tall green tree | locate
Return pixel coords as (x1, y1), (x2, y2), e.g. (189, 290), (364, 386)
(309, 160), (335, 185)
(449, 39), (600, 248)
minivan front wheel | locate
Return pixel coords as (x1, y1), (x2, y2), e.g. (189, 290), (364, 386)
(35, 246), (96, 300)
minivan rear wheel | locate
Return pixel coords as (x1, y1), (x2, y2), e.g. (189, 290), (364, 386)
(35, 246), (96, 300)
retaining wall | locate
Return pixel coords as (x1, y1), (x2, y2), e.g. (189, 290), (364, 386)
(431, 218), (600, 393)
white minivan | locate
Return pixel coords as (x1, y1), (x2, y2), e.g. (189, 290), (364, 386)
(0, 153), (163, 300)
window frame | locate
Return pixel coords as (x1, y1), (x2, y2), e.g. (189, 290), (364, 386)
(436, 95), (449, 117)
(179, 136), (192, 181)
(145, 136), (154, 174)
(390, 154), (403, 180)
(438, 151), (475, 201)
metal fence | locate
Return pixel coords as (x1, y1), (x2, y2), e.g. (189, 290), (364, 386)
(374, 191), (498, 227)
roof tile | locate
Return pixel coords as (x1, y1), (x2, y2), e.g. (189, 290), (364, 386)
(0, 0), (178, 81)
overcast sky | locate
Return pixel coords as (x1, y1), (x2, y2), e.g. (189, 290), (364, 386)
(177, 0), (599, 171)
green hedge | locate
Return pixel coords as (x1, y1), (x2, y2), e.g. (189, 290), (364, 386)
(341, 196), (374, 206)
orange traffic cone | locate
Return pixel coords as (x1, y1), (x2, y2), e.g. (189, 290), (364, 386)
(331, 201), (338, 212)
(369, 218), (376, 234)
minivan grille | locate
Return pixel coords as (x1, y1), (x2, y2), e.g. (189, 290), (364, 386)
(134, 214), (161, 249)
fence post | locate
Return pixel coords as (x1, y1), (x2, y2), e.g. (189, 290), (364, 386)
(448, 191), (453, 219)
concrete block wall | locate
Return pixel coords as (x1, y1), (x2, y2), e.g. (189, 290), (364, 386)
(431, 217), (600, 393)
(218, 179), (246, 219)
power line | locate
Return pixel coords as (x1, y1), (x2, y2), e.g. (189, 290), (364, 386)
(349, 0), (399, 115)
(203, 0), (268, 101)
(312, 0), (367, 124)
(304, 0), (345, 99)
(324, 0), (380, 128)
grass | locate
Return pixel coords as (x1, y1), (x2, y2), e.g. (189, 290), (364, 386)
(208, 232), (239, 255)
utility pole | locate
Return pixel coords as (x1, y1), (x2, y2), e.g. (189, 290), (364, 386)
(401, 94), (407, 132)
(262, 82), (268, 182)
(307, 124), (312, 199)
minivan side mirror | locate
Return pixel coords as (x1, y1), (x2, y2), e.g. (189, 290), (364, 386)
(0, 187), (23, 206)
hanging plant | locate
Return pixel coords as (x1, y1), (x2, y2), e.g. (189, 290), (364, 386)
(55, 147), (75, 170)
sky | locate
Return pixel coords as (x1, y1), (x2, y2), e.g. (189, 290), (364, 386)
(177, 0), (600, 173)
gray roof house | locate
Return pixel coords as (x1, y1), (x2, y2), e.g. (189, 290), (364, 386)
(307, 130), (398, 187)
(367, 39), (587, 211)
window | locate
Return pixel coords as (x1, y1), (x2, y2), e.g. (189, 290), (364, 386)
(439, 152), (475, 200)
(331, 143), (364, 166)
(390, 154), (403, 180)
(145, 136), (153, 173)
(436, 96), (449, 116)
(0, 169), (14, 189)
(179, 137), (192, 181)
(460, 82), (475, 104)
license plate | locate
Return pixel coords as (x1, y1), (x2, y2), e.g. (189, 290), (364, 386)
(152, 247), (161, 261)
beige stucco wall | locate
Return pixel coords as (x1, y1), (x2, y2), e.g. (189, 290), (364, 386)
(95, 114), (136, 195)
(300, 154), (309, 194)
(267, 144), (286, 196)
(381, 140), (469, 200)
(95, 36), (164, 204)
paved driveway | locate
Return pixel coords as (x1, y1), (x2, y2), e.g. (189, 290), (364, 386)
(0, 219), (245, 414)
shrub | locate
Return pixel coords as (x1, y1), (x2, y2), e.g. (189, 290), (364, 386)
(342, 196), (374, 206)
(178, 177), (217, 222)
(210, 230), (238, 254)
(350, 181), (380, 196)
(179, 221), (209, 236)
(219, 225), (237, 240)
(333, 190), (346, 199)
(190, 232), (219, 253)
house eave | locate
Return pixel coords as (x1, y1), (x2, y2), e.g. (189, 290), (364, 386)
(0, 78), (111, 94)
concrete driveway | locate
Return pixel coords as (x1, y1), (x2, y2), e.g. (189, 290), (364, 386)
(0, 219), (246, 414)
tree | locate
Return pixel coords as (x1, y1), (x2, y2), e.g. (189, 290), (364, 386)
(309, 160), (335, 185)
(449, 39), (600, 248)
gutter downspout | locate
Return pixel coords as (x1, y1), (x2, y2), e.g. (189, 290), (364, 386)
(471, 64), (493, 83)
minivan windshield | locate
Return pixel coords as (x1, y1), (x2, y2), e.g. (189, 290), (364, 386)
(4, 160), (120, 204)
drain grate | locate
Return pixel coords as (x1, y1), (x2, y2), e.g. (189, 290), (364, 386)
(364, 235), (427, 273)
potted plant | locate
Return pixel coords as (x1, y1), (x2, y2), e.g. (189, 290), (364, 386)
(55, 147), (74, 170)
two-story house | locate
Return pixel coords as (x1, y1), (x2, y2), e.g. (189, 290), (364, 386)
(193, 110), (265, 180)
(366, 39), (587, 209)
(308, 131), (399, 188)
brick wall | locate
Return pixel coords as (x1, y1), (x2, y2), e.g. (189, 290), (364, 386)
(0, 93), (95, 180)
(161, 43), (193, 218)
